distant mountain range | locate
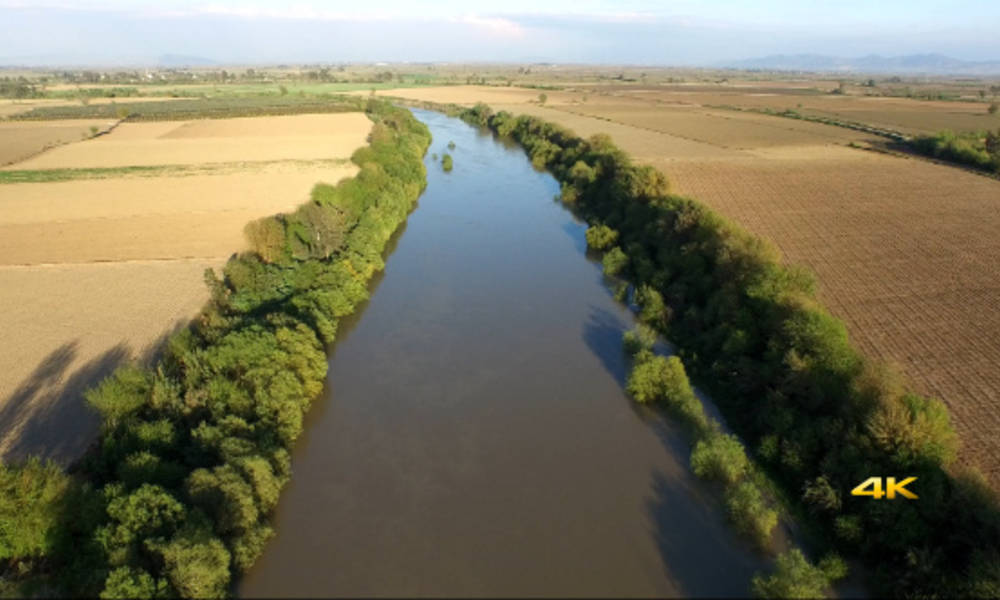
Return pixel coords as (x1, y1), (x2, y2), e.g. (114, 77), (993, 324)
(719, 54), (1000, 75)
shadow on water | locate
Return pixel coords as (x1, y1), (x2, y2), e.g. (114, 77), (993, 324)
(582, 306), (631, 387)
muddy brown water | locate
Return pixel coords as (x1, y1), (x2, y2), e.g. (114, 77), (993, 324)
(239, 109), (773, 597)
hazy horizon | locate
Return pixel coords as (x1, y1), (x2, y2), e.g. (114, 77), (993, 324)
(2, 0), (998, 67)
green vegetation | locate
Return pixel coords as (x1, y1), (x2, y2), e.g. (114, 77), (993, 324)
(461, 103), (1000, 597)
(752, 549), (846, 598)
(441, 153), (454, 172)
(601, 246), (628, 276)
(910, 129), (1000, 174)
(0, 100), (430, 597)
(584, 224), (618, 250)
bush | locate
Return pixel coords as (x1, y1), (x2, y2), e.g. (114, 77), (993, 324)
(585, 224), (618, 250)
(751, 549), (835, 599)
(623, 324), (657, 356)
(602, 246), (628, 276)
(725, 481), (778, 549)
(0, 458), (70, 561)
(690, 433), (749, 485)
(625, 354), (710, 436)
(441, 153), (453, 172)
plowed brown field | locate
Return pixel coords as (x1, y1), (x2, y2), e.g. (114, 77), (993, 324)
(0, 119), (117, 165)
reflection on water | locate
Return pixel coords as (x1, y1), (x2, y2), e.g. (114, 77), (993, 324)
(239, 109), (770, 597)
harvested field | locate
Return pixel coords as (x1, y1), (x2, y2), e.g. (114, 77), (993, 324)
(0, 259), (221, 465)
(578, 87), (996, 135)
(7, 112), (372, 169)
(385, 85), (1000, 485)
(0, 96), (184, 119)
(0, 119), (116, 165)
(0, 111), (370, 464)
(362, 84), (577, 106)
(0, 163), (357, 265)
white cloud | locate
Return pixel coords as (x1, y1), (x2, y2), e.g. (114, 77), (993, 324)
(452, 14), (526, 37)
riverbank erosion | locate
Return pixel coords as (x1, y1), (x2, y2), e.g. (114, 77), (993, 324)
(0, 100), (430, 597)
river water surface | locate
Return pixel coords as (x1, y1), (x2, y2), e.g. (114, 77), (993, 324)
(239, 109), (771, 597)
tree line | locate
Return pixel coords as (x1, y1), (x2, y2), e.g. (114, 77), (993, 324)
(910, 129), (1000, 175)
(0, 99), (431, 597)
(461, 102), (1000, 598)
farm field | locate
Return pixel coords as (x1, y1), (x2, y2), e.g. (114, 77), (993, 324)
(6, 112), (371, 169)
(0, 111), (369, 465)
(572, 85), (997, 135)
(384, 85), (1000, 485)
(0, 119), (116, 165)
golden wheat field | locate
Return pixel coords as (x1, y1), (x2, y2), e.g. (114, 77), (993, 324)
(8, 112), (372, 169)
(382, 85), (1000, 485)
(0, 112), (370, 465)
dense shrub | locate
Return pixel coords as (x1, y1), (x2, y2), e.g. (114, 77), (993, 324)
(910, 130), (1000, 174)
(585, 224), (618, 250)
(441, 153), (453, 172)
(601, 246), (628, 276)
(0, 458), (70, 562)
(751, 549), (842, 598)
(622, 324), (656, 356)
(464, 106), (1000, 597)
(726, 481), (779, 549)
(690, 433), (749, 485)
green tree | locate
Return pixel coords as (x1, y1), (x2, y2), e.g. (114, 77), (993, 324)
(602, 247), (628, 276)
(441, 153), (453, 172)
(538, 93), (547, 104)
(751, 549), (834, 598)
(988, 102), (998, 115)
(726, 481), (778, 548)
(690, 433), (749, 485)
(585, 224), (618, 251)
(0, 458), (70, 561)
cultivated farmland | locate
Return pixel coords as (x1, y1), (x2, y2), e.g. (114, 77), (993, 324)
(384, 85), (1000, 486)
(0, 119), (116, 165)
(0, 111), (370, 465)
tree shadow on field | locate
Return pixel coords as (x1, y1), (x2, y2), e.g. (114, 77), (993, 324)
(0, 318), (192, 468)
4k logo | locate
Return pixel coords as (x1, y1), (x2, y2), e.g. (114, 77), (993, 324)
(851, 477), (918, 500)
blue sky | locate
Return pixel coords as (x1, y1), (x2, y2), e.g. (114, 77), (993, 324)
(1, 0), (998, 66)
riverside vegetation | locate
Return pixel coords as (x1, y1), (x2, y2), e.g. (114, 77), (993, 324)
(0, 99), (430, 597)
(460, 102), (1000, 598)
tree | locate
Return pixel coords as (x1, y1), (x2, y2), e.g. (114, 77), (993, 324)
(441, 153), (453, 172)
(751, 549), (833, 598)
(690, 433), (749, 485)
(602, 247), (628, 276)
(0, 458), (70, 561)
(989, 102), (999, 115)
(585, 224), (618, 251)
(538, 93), (547, 104)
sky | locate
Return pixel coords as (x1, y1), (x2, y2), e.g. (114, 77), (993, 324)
(1, 0), (998, 66)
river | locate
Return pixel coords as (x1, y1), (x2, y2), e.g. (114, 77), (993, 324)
(239, 108), (772, 597)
